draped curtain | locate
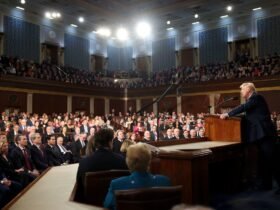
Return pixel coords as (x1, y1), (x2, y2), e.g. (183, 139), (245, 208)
(152, 37), (175, 72)
(199, 27), (228, 64)
(64, 33), (89, 70)
(257, 15), (280, 57)
(4, 16), (39, 62)
(107, 46), (133, 71)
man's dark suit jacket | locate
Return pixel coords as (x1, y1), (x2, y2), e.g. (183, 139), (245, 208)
(44, 145), (63, 166)
(10, 146), (35, 171)
(76, 147), (127, 201)
(30, 145), (48, 171)
(71, 140), (87, 163)
(228, 93), (277, 142)
(112, 138), (122, 154)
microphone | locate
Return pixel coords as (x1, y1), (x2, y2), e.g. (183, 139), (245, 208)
(216, 96), (239, 108)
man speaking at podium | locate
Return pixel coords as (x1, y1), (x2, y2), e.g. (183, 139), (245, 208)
(220, 82), (280, 194)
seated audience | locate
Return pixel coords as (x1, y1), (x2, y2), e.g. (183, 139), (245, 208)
(30, 133), (48, 172)
(76, 128), (127, 202)
(55, 136), (73, 164)
(0, 168), (22, 208)
(10, 135), (39, 179)
(104, 143), (171, 210)
(45, 135), (64, 166)
(120, 140), (134, 156)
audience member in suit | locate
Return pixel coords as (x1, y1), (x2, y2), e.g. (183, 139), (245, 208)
(7, 124), (21, 148)
(174, 128), (183, 140)
(104, 143), (171, 210)
(61, 126), (72, 148)
(0, 139), (31, 187)
(0, 168), (22, 208)
(76, 128), (127, 202)
(18, 119), (27, 133)
(220, 82), (280, 194)
(42, 126), (54, 144)
(164, 129), (176, 141)
(198, 129), (205, 138)
(71, 133), (87, 163)
(10, 134), (39, 180)
(142, 131), (152, 143)
(30, 133), (48, 172)
(80, 119), (89, 134)
(150, 125), (158, 141)
(112, 130), (124, 154)
(45, 135), (64, 166)
(183, 130), (189, 139)
(55, 136), (73, 164)
(189, 129), (197, 138)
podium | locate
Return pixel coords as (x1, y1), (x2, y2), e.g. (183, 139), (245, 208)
(205, 114), (241, 142)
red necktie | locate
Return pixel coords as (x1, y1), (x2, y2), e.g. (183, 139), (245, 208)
(23, 149), (32, 171)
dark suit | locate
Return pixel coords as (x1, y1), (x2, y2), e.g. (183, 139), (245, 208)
(228, 92), (279, 189)
(104, 172), (171, 210)
(0, 155), (32, 187)
(30, 145), (48, 171)
(44, 145), (63, 166)
(10, 147), (35, 172)
(163, 136), (176, 141)
(76, 147), (127, 202)
(112, 138), (122, 154)
(71, 140), (87, 163)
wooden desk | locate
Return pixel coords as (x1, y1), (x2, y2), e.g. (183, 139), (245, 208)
(4, 164), (105, 210)
(150, 141), (244, 205)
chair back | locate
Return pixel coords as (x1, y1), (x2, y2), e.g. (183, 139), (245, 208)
(115, 185), (182, 210)
(84, 170), (130, 206)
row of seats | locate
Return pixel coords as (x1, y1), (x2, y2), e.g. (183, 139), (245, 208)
(73, 169), (182, 210)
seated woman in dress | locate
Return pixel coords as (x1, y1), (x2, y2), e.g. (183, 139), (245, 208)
(104, 143), (171, 210)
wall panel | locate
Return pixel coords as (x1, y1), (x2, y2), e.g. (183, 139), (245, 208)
(33, 94), (67, 114)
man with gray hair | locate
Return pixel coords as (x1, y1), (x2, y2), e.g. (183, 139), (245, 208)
(220, 82), (280, 194)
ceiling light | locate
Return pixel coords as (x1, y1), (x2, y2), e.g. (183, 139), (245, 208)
(192, 21), (199, 25)
(71, 24), (78, 27)
(252, 7), (262, 11)
(194, 14), (199, 18)
(167, 20), (171, 25)
(45, 11), (61, 19)
(136, 22), (151, 38)
(20, 0), (26, 4)
(166, 27), (174, 30)
(97, 28), (111, 37)
(45, 12), (52, 19)
(78, 17), (84, 23)
(16, 6), (24, 10)
(220, 15), (229, 19)
(51, 12), (57, 18)
(227, 6), (232, 11)
(116, 28), (129, 41)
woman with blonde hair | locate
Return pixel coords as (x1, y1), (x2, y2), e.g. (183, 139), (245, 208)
(104, 143), (171, 210)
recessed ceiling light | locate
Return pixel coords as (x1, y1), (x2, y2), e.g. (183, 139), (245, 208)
(194, 14), (199, 18)
(78, 17), (84, 23)
(192, 21), (199, 25)
(167, 20), (171, 25)
(20, 0), (26, 4)
(16, 6), (25, 10)
(220, 15), (229, 19)
(166, 27), (174, 30)
(71, 24), (78, 27)
(252, 7), (262, 11)
(227, 6), (233, 11)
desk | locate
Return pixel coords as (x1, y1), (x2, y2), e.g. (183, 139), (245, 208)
(4, 164), (105, 210)
(150, 141), (244, 205)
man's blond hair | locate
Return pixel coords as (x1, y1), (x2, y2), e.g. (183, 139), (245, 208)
(240, 82), (256, 92)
